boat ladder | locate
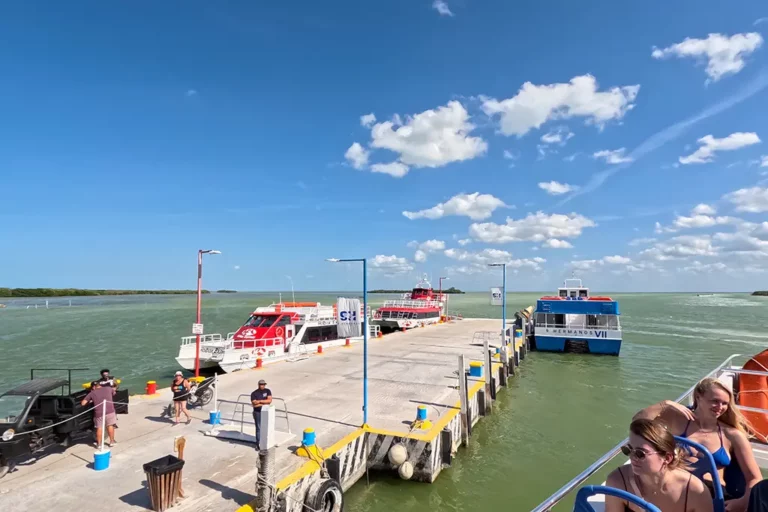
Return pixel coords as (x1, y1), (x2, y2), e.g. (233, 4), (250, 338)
(287, 339), (309, 362)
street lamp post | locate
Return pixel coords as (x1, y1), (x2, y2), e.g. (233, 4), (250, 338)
(488, 263), (507, 345)
(195, 249), (221, 378)
(326, 257), (368, 426)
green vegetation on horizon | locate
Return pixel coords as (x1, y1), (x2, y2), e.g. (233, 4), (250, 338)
(0, 288), (210, 298)
(216, 289), (237, 293)
(370, 286), (465, 294)
(753, 291), (768, 296)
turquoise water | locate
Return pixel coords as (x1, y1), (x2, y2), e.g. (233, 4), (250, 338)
(1, 292), (767, 509)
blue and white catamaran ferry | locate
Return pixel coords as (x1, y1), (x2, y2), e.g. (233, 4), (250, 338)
(533, 278), (622, 355)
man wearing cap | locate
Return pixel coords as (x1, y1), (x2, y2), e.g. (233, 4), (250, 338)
(250, 379), (272, 449)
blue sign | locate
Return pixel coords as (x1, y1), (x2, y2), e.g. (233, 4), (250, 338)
(340, 310), (357, 322)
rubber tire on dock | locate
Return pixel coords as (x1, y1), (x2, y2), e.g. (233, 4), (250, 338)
(305, 478), (344, 512)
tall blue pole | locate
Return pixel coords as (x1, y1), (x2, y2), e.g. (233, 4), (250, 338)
(362, 258), (368, 426)
(502, 264), (507, 345)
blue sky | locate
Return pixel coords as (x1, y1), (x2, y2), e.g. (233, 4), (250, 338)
(2, 1), (768, 292)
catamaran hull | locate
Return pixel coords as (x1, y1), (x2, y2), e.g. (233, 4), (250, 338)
(534, 335), (622, 355)
(373, 317), (441, 332)
(175, 343), (225, 371)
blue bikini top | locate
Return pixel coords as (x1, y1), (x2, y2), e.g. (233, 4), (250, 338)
(680, 420), (731, 478)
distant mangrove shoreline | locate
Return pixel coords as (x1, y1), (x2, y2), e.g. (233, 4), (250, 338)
(0, 288), (211, 298)
(370, 287), (465, 294)
(753, 291), (768, 296)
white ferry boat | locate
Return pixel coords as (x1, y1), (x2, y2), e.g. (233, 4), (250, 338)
(533, 350), (768, 511)
(175, 300), (375, 373)
(533, 278), (622, 355)
(371, 275), (447, 332)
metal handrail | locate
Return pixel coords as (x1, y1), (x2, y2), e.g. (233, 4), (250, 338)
(531, 354), (744, 512)
(534, 323), (621, 331)
(215, 394), (291, 435)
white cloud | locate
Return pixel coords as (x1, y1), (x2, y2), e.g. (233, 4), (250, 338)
(570, 255), (632, 271)
(725, 186), (768, 213)
(761, 156), (768, 167)
(457, 238), (472, 246)
(368, 100), (487, 169)
(432, 0), (454, 16)
(360, 113), (376, 128)
(469, 211), (596, 243)
(563, 153), (580, 162)
(540, 126), (575, 145)
(679, 132), (761, 164)
(371, 161), (409, 178)
(542, 239), (573, 249)
(672, 213), (738, 230)
(593, 148), (633, 164)
(370, 255), (414, 275)
(604, 255), (632, 264)
(403, 192), (507, 221)
(234, 265), (240, 270)
(640, 235), (717, 261)
(186, 89), (198, 97)
(407, 239), (446, 262)
(538, 181), (579, 196)
(691, 203), (717, 215)
(503, 149), (518, 160)
(756, 18), (768, 26)
(651, 32), (764, 82)
(445, 249), (546, 274)
(628, 237), (657, 246)
(344, 142), (369, 169)
(481, 74), (639, 137)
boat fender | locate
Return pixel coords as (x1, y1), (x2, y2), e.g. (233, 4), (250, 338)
(398, 461), (414, 480)
(304, 478), (343, 512)
(388, 443), (408, 466)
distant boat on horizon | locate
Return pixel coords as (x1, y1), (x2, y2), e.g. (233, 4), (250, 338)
(697, 293), (715, 297)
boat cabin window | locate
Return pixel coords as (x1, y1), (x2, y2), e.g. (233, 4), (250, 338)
(244, 314), (278, 327)
(569, 290), (577, 298)
(260, 316), (277, 328)
(276, 315), (292, 326)
(559, 289), (567, 298)
(579, 289), (588, 298)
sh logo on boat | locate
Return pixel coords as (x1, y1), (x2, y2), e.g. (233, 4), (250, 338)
(340, 311), (357, 322)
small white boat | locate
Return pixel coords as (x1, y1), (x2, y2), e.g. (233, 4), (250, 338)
(371, 274), (447, 332)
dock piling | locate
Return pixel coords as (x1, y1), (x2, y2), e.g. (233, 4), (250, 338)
(483, 341), (494, 411)
(458, 355), (470, 444)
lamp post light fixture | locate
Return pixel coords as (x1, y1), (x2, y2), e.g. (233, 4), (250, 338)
(194, 249), (221, 377)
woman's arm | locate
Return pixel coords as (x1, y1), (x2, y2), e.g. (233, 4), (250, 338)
(632, 399), (694, 431)
(724, 429), (762, 512)
(605, 468), (629, 512)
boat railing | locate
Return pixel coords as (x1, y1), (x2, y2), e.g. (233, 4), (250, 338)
(180, 333), (227, 346)
(531, 354), (755, 512)
(534, 322), (621, 331)
(215, 394), (291, 436)
(382, 299), (442, 309)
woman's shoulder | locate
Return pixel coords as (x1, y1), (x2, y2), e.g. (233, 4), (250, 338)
(606, 466), (628, 488)
(671, 468), (707, 493)
(719, 423), (748, 442)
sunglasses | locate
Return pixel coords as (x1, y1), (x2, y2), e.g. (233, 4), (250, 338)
(621, 444), (661, 461)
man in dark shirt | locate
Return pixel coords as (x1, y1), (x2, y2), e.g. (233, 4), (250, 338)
(250, 379), (272, 449)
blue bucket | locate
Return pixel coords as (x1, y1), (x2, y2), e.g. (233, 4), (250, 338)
(417, 406), (428, 421)
(469, 362), (483, 378)
(94, 449), (111, 471)
(303, 428), (316, 446)
(209, 410), (221, 425)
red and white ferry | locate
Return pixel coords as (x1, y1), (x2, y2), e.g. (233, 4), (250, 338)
(175, 301), (371, 373)
(371, 275), (447, 332)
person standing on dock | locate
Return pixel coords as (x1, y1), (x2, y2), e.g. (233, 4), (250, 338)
(98, 369), (118, 388)
(80, 380), (117, 447)
(172, 371), (192, 425)
(251, 379), (272, 449)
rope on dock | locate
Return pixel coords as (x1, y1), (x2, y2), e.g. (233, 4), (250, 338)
(6, 399), (130, 438)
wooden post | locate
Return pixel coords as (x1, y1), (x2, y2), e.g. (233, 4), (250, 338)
(174, 436), (186, 499)
(500, 345), (509, 383)
(458, 354), (470, 445)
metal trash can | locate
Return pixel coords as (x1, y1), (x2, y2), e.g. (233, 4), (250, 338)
(143, 455), (185, 511)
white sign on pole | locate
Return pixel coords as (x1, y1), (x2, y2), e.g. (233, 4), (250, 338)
(337, 297), (362, 338)
(192, 323), (204, 335)
(490, 287), (503, 306)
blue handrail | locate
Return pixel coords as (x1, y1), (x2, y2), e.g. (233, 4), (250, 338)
(673, 436), (725, 512)
(574, 485), (662, 512)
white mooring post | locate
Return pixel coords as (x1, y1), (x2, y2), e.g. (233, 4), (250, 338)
(458, 354), (469, 445)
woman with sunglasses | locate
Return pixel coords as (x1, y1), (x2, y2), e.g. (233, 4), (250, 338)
(606, 419), (713, 512)
(633, 378), (762, 511)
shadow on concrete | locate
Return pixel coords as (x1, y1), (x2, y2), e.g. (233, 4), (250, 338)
(287, 410), (359, 428)
(119, 480), (151, 508)
(408, 399), (458, 411)
(143, 414), (175, 424)
(200, 478), (254, 506)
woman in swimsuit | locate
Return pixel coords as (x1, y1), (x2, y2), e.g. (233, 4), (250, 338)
(171, 371), (192, 425)
(606, 419), (713, 512)
(634, 377), (762, 512)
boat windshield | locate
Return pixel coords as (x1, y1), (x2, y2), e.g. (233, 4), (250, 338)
(0, 395), (30, 424)
(244, 314), (278, 327)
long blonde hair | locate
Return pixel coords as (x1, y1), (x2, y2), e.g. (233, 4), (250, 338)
(693, 377), (751, 435)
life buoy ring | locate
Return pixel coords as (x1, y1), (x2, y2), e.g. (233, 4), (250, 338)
(738, 349), (768, 443)
(276, 327), (285, 337)
(256, 348), (266, 357)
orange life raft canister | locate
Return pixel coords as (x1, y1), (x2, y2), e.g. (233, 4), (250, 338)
(738, 349), (768, 443)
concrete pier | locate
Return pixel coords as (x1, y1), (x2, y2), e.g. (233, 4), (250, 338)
(0, 318), (528, 512)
